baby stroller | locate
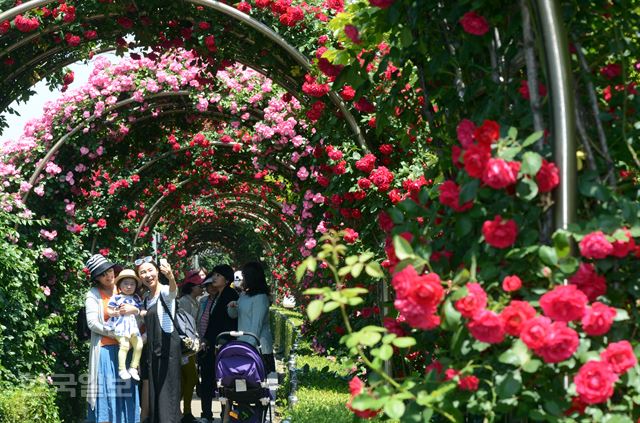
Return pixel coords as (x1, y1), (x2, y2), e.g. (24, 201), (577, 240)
(215, 331), (273, 423)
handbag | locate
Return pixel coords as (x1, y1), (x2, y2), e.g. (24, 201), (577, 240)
(159, 294), (202, 357)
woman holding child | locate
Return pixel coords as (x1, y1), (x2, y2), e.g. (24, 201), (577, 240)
(85, 254), (140, 423)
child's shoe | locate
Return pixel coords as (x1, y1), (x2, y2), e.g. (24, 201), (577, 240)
(128, 368), (140, 381)
(119, 369), (131, 380)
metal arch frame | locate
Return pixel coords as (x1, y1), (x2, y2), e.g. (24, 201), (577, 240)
(533, 0), (576, 233)
(0, 0), (367, 150)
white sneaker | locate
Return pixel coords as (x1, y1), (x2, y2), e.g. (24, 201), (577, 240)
(128, 368), (140, 381)
(119, 369), (131, 380)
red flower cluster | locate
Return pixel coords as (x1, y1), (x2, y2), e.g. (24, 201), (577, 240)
(306, 101), (325, 121)
(391, 265), (443, 329)
(279, 6), (304, 27)
(14, 15), (40, 32)
(575, 341), (636, 404)
(355, 154), (376, 173)
(568, 262), (606, 301)
(459, 11), (489, 36)
(536, 160), (560, 193)
(346, 376), (380, 418)
(482, 158), (519, 189)
(482, 215), (518, 249)
(369, 166), (394, 191)
(343, 228), (359, 243)
(438, 180), (473, 212)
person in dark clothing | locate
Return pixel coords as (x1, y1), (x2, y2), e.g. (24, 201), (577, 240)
(136, 257), (181, 423)
(196, 264), (238, 423)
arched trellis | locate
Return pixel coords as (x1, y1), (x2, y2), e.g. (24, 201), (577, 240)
(0, 0), (368, 150)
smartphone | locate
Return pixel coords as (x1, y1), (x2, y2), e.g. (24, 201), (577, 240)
(157, 259), (170, 285)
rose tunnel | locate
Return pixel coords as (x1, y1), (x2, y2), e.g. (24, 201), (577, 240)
(2, 0), (640, 421)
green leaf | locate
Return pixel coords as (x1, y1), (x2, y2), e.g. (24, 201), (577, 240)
(384, 398), (406, 419)
(516, 177), (539, 201)
(393, 235), (414, 260)
(379, 344), (393, 360)
(400, 27), (413, 48)
(552, 230), (572, 258)
(614, 309), (630, 321)
(539, 246), (559, 266)
(323, 301), (340, 313)
(455, 216), (473, 237)
(500, 146), (522, 161)
(392, 337), (417, 348)
(346, 255), (359, 265)
(521, 359), (542, 373)
(521, 151), (543, 176)
(351, 262), (364, 278)
(496, 370), (522, 399)
(307, 300), (324, 322)
(521, 131), (544, 147)
(365, 261), (384, 278)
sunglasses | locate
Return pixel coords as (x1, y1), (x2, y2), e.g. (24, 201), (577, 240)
(134, 256), (153, 266)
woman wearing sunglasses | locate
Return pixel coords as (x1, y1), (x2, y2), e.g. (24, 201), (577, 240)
(135, 256), (181, 423)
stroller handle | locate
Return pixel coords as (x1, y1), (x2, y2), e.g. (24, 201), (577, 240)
(216, 330), (262, 348)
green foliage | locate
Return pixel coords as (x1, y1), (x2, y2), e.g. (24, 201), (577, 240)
(0, 379), (61, 423)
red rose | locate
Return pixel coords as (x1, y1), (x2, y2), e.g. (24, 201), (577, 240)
(600, 63), (622, 80)
(454, 282), (487, 318)
(581, 302), (616, 336)
(438, 180), (473, 212)
(0, 20), (10, 34)
(482, 158), (519, 189)
(378, 211), (394, 232)
(306, 101), (325, 121)
(369, 166), (394, 192)
(344, 25), (361, 44)
(502, 275), (522, 292)
(539, 284), (588, 322)
(600, 341), (637, 374)
(482, 215), (518, 249)
(302, 74), (330, 98)
(347, 377), (380, 418)
(458, 375), (479, 391)
(568, 262), (607, 301)
(392, 265), (444, 310)
(63, 71), (74, 85)
(116, 17), (134, 29)
(355, 153), (376, 173)
(611, 227), (636, 258)
(368, 0), (394, 8)
(340, 85), (356, 101)
(474, 120), (500, 146)
(459, 11), (489, 36)
(535, 322), (579, 363)
(84, 30), (98, 40)
(96, 218), (107, 228)
(236, 1), (252, 13)
(456, 119), (476, 148)
(574, 361), (618, 404)
(14, 15), (40, 32)
(204, 35), (217, 52)
(468, 309), (505, 344)
(500, 300), (536, 336)
(279, 6), (304, 27)
(343, 228), (359, 244)
(519, 316), (552, 350)
(579, 231), (613, 259)
(354, 97), (375, 113)
(536, 159), (560, 193)
(463, 144), (491, 179)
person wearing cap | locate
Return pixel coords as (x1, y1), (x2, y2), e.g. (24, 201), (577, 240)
(196, 264), (238, 423)
(105, 269), (145, 382)
(177, 270), (204, 423)
(84, 254), (140, 423)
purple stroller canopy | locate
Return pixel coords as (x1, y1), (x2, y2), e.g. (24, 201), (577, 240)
(215, 340), (267, 388)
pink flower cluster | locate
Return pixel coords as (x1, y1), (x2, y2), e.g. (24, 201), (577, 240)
(579, 228), (636, 259)
(391, 265), (443, 329)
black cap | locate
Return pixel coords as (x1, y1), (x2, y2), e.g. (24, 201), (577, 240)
(210, 264), (234, 283)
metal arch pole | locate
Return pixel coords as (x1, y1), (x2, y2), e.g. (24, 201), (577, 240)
(0, 0), (55, 21)
(534, 0), (576, 231)
(184, 0), (367, 151)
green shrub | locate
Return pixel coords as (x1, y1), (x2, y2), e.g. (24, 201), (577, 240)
(0, 379), (61, 423)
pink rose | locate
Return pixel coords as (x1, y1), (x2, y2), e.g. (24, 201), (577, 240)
(600, 341), (637, 374)
(392, 266), (443, 330)
(519, 316), (552, 350)
(502, 275), (522, 292)
(459, 11), (489, 36)
(500, 301), (536, 336)
(468, 309), (505, 344)
(574, 361), (618, 404)
(534, 322), (579, 363)
(568, 262), (607, 301)
(581, 302), (616, 336)
(482, 215), (518, 249)
(458, 375), (479, 391)
(539, 284), (588, 322)
(579, 231), (613, 259)
(454, 282), (487, 318)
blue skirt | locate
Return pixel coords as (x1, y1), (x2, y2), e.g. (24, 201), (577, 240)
(87, 345), (140, 423)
